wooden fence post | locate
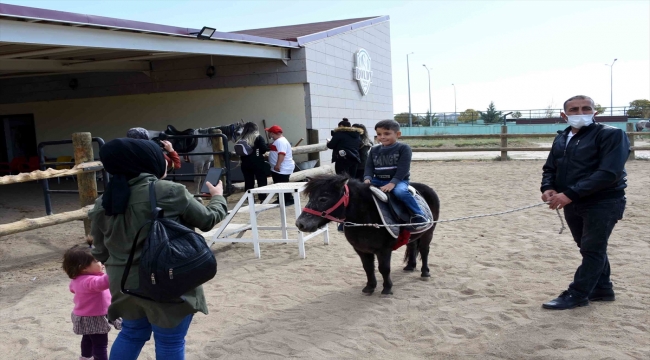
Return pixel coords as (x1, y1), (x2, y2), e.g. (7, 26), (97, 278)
(208, 128), (225, 185)
(626, 123), (636, 161)
(72, 132), (97, 239)
(500, 126), (508, 161)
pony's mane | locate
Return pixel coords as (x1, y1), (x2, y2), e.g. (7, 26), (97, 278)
(303, 173), (349, 197)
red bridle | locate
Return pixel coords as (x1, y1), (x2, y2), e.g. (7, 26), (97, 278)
(301, 184), (350, 223)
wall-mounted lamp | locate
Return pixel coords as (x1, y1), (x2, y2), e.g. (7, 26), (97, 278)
(206, 66), (216, 79)
(69, 78), (79, 90)
(192, 26), (216, 40)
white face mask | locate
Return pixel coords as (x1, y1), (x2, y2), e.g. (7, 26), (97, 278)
(566, 114), (594, 129)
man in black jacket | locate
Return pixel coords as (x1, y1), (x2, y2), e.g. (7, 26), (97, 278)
(540, 95), (630, 310)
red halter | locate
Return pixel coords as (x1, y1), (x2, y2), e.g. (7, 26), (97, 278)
(301, 184), (350, 223)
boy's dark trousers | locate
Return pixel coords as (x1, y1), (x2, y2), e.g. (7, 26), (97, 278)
(563, 197), (626, 298)
(271, 171), (293, 204)
(334, 158), (358, 178)
(241, 162), (268, 202)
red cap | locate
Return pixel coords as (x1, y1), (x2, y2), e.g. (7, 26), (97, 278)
(265, 125), (283, 134)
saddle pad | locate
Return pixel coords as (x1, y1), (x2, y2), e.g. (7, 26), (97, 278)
(370, 191), (434, 238)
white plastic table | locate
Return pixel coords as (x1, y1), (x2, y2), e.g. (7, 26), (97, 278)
(202, 182), (329, 258)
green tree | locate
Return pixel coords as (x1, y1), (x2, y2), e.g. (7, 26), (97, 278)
(479, 102), (503, 124)
(627, 99), (650, 118)
(511, 111), (522, 119)
(420, 110), (439, 126)
(394, 112), (418, 126)
(458, 109), (480, 123)
(594, 104), (607, 114)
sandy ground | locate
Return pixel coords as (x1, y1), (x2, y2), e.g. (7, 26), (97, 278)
(1, 160), (649, 360)
(412, 140), (650, 161)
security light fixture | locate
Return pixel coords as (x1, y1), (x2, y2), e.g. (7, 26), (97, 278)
(206, 65), (216, 79)
(193, 26), (216, 40)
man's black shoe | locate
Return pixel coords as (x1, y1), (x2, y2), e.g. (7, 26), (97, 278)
(588, 288), (615, 302)
(542, 290), (589, 310)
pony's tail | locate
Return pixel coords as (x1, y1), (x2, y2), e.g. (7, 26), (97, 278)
(403, 239), (419, 263)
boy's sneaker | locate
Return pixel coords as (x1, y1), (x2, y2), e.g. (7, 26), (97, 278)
(409, 214), (430, 232)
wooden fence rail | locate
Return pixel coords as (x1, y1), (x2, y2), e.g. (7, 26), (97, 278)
(402, 126), (649, 160)
(0, 161), (103, 186)
(0, 141), (332, 238)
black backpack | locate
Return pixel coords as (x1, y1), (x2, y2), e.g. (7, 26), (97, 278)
(121, 181), (217, 303)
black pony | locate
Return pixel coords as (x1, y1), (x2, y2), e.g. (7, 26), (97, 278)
(296, 174), (440, 295)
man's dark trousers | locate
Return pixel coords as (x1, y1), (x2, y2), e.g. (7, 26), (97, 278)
(271, 172), (293, 204)
(563, 197), (626, 298)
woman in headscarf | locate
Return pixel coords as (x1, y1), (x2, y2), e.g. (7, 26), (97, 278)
(237, 122), (269, 202)
(89, 138), (227, 360)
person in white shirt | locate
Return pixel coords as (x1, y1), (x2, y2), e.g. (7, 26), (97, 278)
(265, 125), (295, 205)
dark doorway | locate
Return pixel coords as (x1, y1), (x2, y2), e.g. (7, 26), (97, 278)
(0, 114), (37, 163)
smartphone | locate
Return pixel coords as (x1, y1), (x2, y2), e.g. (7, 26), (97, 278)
(200, 167), (223, 194)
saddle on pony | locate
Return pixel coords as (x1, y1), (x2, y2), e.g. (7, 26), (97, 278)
(160, 125), (199, 159)
(369, 186), (433, 239)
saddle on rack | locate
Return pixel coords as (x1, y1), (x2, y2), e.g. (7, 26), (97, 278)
(161, 125), (198, 155)
(369, 186), (433, 238)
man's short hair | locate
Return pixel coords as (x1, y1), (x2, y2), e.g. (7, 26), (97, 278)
(374, 119), (400, 132)
(563, 95), (595, 111)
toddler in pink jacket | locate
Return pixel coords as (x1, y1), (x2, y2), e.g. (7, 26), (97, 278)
(63, 246), (117, 360)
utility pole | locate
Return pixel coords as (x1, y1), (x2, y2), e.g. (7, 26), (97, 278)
(606, 58), (617, 116)
(452, 83), (457, 116)
(407, 52), (413, 127)
(423, 64), (432, 126)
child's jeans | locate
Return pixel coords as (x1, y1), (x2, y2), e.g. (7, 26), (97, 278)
(370, 178), (425, 217)
(109, 314), (193, 360)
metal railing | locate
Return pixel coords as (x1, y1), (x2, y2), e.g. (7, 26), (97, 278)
(395, 106), (638, 127)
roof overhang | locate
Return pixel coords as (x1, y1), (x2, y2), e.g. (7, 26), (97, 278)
(0, 4), (298, 79)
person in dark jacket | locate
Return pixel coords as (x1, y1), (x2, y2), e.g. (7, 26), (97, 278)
(327, 119), (362, 177)
(540, 95), (630, 310)
(90, 138), (227, 359)
(238, 122), (269, 202)
(352, 123), (373, 181)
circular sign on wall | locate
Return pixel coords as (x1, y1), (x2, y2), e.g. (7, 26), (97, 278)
(354, 49), (373, 96)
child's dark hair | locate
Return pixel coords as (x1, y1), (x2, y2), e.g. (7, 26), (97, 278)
(62, 246), (96, 279)
(374, 119), (400, 132)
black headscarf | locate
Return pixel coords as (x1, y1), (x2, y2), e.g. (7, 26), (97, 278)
(100, 138), (166, 216)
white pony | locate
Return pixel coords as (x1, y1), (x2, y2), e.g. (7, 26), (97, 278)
(148, 125), (243, 194)
(635, 120), (649, 132)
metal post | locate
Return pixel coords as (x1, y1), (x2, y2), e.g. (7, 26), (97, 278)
(423, 64), (432, 126)
(607, 58), (617, 116)
(407, 52), (413, 127)
(452, 83), (457, 115)
(72, 132), (98, 239)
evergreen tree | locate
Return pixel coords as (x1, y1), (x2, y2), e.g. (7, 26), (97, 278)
(479, 102), (503, 124)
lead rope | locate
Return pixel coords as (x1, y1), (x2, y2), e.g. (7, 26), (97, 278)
(343, 202), (567, 234)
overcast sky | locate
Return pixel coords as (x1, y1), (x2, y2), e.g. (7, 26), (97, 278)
(5, 0), (650, 114)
